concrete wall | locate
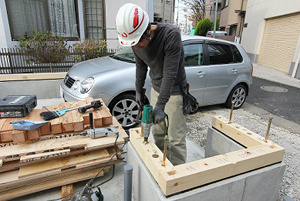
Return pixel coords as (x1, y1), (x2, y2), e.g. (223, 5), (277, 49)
(0, 79), (62, 99)
(241, 0), (300, 57)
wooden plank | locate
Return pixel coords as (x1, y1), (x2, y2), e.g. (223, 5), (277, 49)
(0, 136), (87, 160)
(0, 119), (6, 130)
(0, 119), (6, 142)
(12, 130), (27, 143)
(0, 123), (125, 161)
(25, 109), (51, 135)
(26, 129), (41, 140)
(60, 102), (75, 132)
(101, 108), (113, 125)
(18, 149), (110, 178)
(0, 72), (66, 81)
(0, 148), (118, 194)
(78, 100), (90, 125)
(0, 131), (13, 142)
(162, 145), (285, 196)
(85, 97), (103, 127)
(0, 166), (107, 200)
(94, 98), (113, 126)
(61, 184), (74, 200)
(70, 102), (84, 132)
(129, 122), (285, 196)
(129, 128), (175, 180)
(48, 104), (63, 134)
(212, 115), (269, 147)
(20, 149), (71, 163)
(1, 118), (15, 132)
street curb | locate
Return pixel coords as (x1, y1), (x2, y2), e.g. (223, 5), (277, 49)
(252, 75), (300, 90)
(243, 102), (300, 136)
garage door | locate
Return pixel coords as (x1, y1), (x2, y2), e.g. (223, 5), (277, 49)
(258, 12), (300, 73)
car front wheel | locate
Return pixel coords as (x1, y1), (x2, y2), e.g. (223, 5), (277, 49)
(225, 84), (247, 109)
(109, 94), (140, 129)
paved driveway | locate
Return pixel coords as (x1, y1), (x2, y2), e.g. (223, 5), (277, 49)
(247, 77), (300, 125)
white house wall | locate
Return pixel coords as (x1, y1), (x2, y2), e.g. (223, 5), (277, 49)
(241, 0), (300, 63)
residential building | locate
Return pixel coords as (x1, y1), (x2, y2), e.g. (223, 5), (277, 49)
(241, 0), (300, 78)
(0, 0), (174, 49)
(205, 0), (222, 24)
(218, 0), (247, 39)
(154, 0), (175, 23)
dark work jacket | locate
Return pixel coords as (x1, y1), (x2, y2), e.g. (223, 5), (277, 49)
(132, 23), (187, 110)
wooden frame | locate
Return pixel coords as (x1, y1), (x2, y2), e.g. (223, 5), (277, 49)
(129, 115), (285, 196)
(0, 72), (66, 81)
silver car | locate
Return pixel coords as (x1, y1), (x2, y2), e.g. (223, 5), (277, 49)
(61, 35), (252, 128)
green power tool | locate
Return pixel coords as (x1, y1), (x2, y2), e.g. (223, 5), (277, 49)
(141, 105), (153, 144)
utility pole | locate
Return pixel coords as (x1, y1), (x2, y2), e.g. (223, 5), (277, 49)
(176, 0), (179, 27)
(213, 0), (218, 38)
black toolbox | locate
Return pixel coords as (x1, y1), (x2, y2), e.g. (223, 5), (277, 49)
(0, 95), (37, 118)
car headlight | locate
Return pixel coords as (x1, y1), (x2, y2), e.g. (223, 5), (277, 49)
(73, 80), (80, 90)
(80, 77), (94, 94)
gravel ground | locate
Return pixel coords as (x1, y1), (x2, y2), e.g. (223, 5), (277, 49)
(185, 105), (300, 201)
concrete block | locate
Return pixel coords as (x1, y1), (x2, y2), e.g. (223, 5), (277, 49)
(242, 163), (286, 201)
(128, 132), (285, 201)
(205, 126), (244, 158)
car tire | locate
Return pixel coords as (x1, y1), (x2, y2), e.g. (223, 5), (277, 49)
(225, 84), (247, 109)
(108, 93), (140, 129)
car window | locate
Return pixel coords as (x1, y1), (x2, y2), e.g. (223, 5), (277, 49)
(208, 44), (233, 65)
(231, 45), (243, 63)
(111, 47), (136, 63)
(183, 44), (203, 66)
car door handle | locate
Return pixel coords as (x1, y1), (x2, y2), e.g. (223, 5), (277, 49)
(231, 69), (238, 74)
(197, 71), (206, 77)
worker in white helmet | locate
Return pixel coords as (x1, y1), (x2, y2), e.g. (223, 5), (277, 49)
(116, 3), (187, 165)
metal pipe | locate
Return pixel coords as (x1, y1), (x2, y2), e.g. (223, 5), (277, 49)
(228, 101), (234, 124)
(292, 43), (300, 78)
(124, 165), (133, 201)
(213, 0), (218, 38)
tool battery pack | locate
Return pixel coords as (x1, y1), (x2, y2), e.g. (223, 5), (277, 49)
(0, 95), (37, 118)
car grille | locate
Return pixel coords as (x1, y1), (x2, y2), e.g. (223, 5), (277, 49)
(64, 74), (75, 88)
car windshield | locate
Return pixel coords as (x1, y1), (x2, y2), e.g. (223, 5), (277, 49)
(110, 47), (136, 63)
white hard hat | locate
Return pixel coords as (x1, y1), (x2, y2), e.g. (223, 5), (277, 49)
(116, 3), (149, 46)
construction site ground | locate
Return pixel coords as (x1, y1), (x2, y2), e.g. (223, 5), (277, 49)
(10, 97), (298, 201)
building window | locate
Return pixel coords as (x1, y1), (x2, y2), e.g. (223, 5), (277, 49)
(6, 0), (79, 40)
(221, 0), (229, 9)
(83, 0), (105, 40)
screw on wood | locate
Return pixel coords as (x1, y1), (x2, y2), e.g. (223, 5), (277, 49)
(264, 116), (273, 142)
(228, 101), (234, 124)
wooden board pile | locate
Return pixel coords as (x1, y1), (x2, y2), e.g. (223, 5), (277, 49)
(0, 98), (128, 200)
(0, 97), (113, 143)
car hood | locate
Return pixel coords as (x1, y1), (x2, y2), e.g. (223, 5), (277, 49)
(67, 56), (135, 80)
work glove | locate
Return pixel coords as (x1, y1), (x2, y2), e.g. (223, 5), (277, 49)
(152, 106), (166, 124)
(136, 89), (146, 106)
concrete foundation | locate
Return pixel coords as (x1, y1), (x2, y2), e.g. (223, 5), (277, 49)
(127, 126), (286, 201)
(205, 126), (244, 158)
